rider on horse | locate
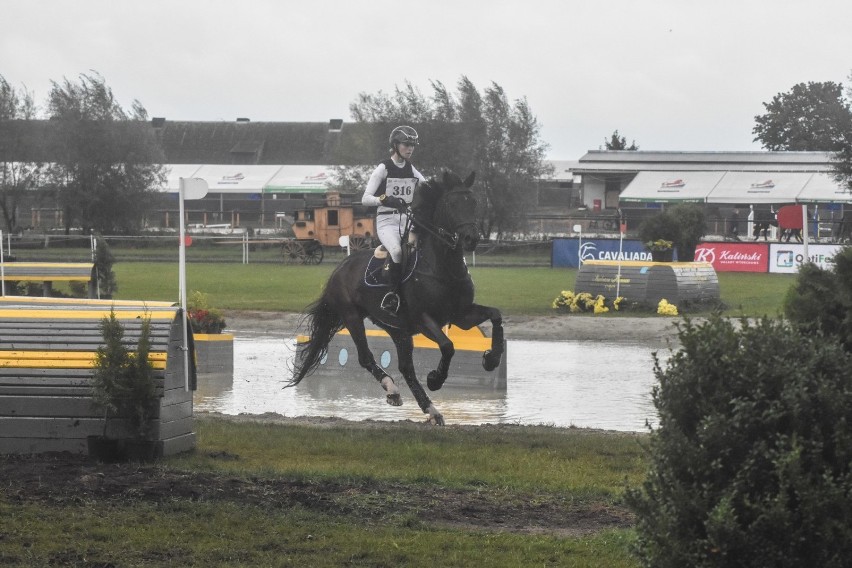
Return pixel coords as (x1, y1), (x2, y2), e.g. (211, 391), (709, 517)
(361, 126), (427, 314)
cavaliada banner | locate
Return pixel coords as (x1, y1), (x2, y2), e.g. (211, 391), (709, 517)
(552, 238), (656, 268)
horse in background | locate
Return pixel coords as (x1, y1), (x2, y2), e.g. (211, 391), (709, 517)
(289, 171), (504, 425)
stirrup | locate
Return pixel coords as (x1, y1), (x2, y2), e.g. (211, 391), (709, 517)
(380, 291), (400, 314)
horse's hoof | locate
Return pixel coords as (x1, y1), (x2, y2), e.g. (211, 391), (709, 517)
(426, 413), (445, 426)
(426, 370), (446, 391)
(386, 393), (403, 406)
(482, 350), (501, 372)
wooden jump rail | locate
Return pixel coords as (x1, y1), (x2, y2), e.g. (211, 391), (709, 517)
(0, 297), (197, 456)
(0, 262), (97, 298)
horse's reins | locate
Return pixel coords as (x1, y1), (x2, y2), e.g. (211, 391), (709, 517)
(405, 191), (476, 249)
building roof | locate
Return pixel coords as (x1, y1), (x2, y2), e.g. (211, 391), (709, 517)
(574, 150), (834, 173)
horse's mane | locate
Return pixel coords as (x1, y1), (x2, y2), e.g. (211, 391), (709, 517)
(412, 170), (467, 222)
(411, 178), (443, 223)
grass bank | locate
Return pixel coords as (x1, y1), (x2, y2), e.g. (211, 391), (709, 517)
(110, 261), (796, 317)
(1, 417), (645, 567)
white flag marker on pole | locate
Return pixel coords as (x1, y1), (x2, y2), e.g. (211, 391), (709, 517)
(178, 177), (209, 391)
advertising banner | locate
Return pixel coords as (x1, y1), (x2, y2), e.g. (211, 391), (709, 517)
(552, 238), (655, 268)
(768, 243), (843, 273)
(693, 242), (769, 273)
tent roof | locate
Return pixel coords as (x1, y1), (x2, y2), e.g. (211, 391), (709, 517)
(263, 166), (336, 194)
(797, 173), (852, 204)
(617, 171), (726, 202)
(705, 172), (813, 204)
(173, 164), (282, 194)
(619, 169), (852, 204)
(163, 164), (204, 191)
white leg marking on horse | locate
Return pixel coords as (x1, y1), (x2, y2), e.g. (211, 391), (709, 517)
(381, 376), (403, 406)
(425, 404), (445, 426)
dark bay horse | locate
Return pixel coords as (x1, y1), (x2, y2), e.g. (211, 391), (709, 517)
(289, 171), (504, 425)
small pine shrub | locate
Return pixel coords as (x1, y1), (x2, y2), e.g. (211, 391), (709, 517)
(94, 236), (118, 297)
(627, 316), (852, 567)
(91, 310), (157, 439)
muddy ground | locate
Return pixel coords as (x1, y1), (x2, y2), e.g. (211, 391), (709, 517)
(2, 417), (635, 537)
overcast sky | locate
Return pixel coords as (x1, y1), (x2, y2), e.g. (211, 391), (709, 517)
(3, 0), (852, 160)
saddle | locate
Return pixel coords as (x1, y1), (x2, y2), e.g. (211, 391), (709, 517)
(363, 245), (418, 288)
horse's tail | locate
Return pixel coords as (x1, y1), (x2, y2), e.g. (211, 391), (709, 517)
(288, 297), (344, 387)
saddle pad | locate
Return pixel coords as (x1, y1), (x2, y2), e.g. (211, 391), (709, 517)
(364, 251), (418, 288)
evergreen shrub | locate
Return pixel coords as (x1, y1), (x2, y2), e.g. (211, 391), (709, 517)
(627, 316), (852, 567)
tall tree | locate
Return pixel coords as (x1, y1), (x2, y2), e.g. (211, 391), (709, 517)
(832, 74), (852, 192)
(753, 81), (852, 151)
(0, 75), (44, 232)
(346, 76), (551, 239)
(46, 72), (165, 234)
(604, 130), (639, 150)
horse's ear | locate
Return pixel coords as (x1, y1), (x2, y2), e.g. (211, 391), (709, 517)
(464, 171), (476, 188)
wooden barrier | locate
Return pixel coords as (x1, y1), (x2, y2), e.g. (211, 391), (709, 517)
(297, 326), (507, 389)
(194, 333), (234, 374)
(575, 260), (720, 305)
(0, 297), (197, 456)
(0, 262), (97, 298)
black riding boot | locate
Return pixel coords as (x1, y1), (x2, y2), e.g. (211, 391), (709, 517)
(381, 261), (402, 314)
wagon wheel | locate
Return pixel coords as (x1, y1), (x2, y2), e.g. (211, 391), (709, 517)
(348, 235), (373, 251)
(304, 242), (324, 265)
(281, 240), (306, 264)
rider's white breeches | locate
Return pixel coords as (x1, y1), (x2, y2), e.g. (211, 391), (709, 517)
(376, 212), (408, 263)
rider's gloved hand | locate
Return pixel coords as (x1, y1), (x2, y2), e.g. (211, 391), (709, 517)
(381, 195), (408, 212)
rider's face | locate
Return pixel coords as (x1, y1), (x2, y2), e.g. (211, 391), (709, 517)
(396, 142), (415, 159)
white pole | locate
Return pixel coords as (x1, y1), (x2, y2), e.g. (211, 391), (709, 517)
(616, 228), (624, 299)
(178, 179), (190, 392)
(91, 235), (100, 299)
(575, 225), (583, 267)
(0, 230), (4, 297)
(802, 204), (809, 267)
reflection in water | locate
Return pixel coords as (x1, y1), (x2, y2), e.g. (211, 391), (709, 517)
(194, 336), (665, 432)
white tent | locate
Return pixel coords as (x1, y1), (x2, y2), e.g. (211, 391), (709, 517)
(263, 165), (337, 194)
(162, 164), (203, 192)
(705, 172), (813, 204)
(796, 173), (852, 204)
(186, 165), (283, 194)
(617, 171), (726, 203)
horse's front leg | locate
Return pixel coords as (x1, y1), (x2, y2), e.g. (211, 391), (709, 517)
(390, 333), (444, 425)
(343, 311), (401, 406)
(451, 304), (504, 372)
(414, 314), (455, 392)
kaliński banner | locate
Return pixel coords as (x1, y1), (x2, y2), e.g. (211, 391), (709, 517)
(693, 242), (769, 273)
(552, 238), (659, 268)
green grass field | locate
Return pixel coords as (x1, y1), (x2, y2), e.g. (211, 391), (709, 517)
(107, 261), (797, 318)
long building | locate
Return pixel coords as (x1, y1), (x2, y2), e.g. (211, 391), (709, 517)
(2, 118), (850, 236)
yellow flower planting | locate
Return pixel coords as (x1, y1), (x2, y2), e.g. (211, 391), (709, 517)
(552, 291), (621, 315)
(657, 299), (679, 316)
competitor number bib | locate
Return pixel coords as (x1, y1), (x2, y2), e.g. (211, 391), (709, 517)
(386, 177), (418, 203)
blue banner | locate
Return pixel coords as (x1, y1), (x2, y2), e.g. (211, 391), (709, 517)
(552, 238), (665, 268)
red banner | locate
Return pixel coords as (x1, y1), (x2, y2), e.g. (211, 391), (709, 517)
(693, 242), (769, 272)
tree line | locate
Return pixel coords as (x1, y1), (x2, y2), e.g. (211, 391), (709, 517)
(3, 71), (852, 237)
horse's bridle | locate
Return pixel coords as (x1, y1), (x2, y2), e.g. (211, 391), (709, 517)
(409, 189), (478, 249)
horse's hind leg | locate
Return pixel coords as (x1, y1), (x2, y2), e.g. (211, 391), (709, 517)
(343, 312), (402, 406)
(391, 333), (444, 425)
